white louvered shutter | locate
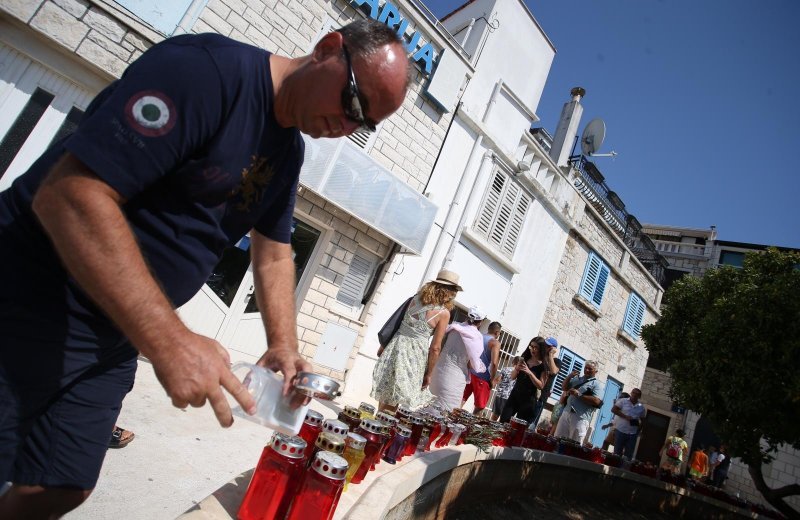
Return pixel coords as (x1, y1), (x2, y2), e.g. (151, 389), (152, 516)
(474, 170), (530, 258)
(475, 170), (505, 237)
(336, 250), (377, 308)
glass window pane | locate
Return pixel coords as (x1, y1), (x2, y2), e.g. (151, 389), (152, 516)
(244, 218), (321, 313)
(0, 87), (55, 179)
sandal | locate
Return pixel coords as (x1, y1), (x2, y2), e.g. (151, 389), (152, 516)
(109, 426), (135, 448)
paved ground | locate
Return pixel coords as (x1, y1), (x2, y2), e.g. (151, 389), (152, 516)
(63, 358), (342, 520)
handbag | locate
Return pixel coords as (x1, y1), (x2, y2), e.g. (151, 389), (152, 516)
(377, 297), (412, 348)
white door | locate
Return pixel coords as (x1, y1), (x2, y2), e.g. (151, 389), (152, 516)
(0, 43), (97, 190)
(177, 218), (326, 360)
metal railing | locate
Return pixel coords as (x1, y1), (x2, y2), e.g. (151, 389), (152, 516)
(571, 155), (668, 285)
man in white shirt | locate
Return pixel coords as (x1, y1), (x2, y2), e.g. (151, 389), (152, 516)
(611, 387), (646, 459)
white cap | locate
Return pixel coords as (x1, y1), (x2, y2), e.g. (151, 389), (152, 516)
(467, 305), (486, 321)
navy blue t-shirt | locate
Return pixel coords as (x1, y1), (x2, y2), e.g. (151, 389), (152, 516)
(0, 34), (304, 339)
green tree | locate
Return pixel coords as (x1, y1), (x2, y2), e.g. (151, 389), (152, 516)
(641, 248), (800, 519)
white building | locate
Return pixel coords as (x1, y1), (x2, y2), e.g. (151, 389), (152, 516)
(0, 0), (662, 439)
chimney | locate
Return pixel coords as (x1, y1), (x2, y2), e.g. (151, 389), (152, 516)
(549, 87), (585, 167)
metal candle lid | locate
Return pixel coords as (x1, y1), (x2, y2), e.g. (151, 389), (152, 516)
(343, 405), (362, 420)
(358, 402), (376, 415)
(396, 404), (412, 416)
(510, 417), (529, 426)
(303, 409), (324, 427)
(322, 419), (349, 438)
(270, 432), (307, 460)
(375, 412), (397, 425)
(410, 414), (426, 425)
(395, 425), (412, 438)
(378, 422), (391, 436)
(311, 451), (349, 480)
(345, 432), (367, 451)
(293, 372), (340, 400)
(448, 423), (467, 432)
(315, 432), (346, 455)
(358, 418), (383, 435)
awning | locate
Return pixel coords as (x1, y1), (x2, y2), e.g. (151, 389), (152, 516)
(299, 136), (437, 255)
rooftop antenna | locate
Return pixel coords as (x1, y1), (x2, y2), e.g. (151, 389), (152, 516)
(572, 118), (618, 160)
(581, 118), (606, 156)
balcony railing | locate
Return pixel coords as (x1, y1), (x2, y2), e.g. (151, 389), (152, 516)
(571, 155), (668, 285)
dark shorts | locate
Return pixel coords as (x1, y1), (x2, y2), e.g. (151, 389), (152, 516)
(0, 310), (137, 490)
(492, 395), (508, 416)
(463, 373), (491, 409)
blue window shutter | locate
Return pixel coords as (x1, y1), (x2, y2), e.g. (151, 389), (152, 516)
(579, 252), (610, 309)
(550, 348), (586, 400)
(579, 252), (601, 301)
(623, 293), (646, 339)
(592, 262), (610, 307)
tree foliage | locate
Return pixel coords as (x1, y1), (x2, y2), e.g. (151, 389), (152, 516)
(642, 248), (800, 516)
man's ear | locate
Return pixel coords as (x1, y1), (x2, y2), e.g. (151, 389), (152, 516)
(311, 31), (344, 63)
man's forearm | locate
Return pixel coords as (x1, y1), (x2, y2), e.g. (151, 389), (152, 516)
(33, 154), (186, 359)
(251, 235), (299, 352)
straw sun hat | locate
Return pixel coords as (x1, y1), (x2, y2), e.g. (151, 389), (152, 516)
(433, 269), (463, 292)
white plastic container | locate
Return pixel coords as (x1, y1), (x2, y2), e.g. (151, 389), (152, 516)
(230, 363), (308, 435)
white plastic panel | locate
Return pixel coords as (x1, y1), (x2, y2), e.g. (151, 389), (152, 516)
(300, 136), (437, 254)
(313, 322), (358, 372)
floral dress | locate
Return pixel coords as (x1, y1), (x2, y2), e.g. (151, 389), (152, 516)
(371, 296), (444, 409)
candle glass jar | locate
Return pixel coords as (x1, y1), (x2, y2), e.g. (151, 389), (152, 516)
(358, 402), (376, 420)
(350, 419), (384, 484)
(298, 410), (324, 460)
(337, 406), (363, 432)
(403, 414), (426, 456)
(307, 432), (345, 468)
(394, 405), (412, 422)
(342, 432), (366, 491)
(285, 451), (348, 520)
(508, 417), (529, 447)
(382, 425), (411, 464)
(370, 422), (392, 470)
(448, 423), (467, 446)
(237, 433), (307, 520)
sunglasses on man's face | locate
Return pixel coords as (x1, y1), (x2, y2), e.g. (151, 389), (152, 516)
(341, 45), (376, 133)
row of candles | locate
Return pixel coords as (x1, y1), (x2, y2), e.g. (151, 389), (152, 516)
(236, 402), (491, 520)
(237, 402), (650, 520)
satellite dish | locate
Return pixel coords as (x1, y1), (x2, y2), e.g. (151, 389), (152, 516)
(581, 118), (606, 156)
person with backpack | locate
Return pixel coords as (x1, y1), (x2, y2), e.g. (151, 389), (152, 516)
(660, 428), (689, 475)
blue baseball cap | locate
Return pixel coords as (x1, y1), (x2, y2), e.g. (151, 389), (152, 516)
(545, 337), (558, 348)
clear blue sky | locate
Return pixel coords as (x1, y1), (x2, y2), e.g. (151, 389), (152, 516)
(430, 0), (800, 248)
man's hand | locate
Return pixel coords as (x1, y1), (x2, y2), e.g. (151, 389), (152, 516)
(150, 332), (255, 427)
(422, 373), (431, 389)
(257, 347), (312, 400)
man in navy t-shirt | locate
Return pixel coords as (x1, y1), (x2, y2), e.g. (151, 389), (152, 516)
(0, 18), (409, 517)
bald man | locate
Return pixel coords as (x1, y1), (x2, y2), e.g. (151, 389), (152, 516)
(0, 18), (409, 517)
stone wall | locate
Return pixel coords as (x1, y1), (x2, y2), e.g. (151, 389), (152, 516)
(539, 202), (659, 392)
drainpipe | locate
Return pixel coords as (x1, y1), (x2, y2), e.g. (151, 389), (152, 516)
(421, 80), (503, 284)
(461, 18), (476, 47)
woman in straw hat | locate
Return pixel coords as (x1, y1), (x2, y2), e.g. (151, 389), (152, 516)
(371, 269), (461, 412)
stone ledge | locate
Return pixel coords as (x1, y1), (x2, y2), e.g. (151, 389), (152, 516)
(572, 293), (602, 319)
(617, 327), (639, 347)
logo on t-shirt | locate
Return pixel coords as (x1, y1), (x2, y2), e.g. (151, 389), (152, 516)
(125, 90), (176, 137)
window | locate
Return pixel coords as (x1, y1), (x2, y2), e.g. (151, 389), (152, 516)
(336, 248), (378, 308)
(114, 0), (206, 35)
(474, 169), (531, 258)
(0, 87), (55, 178)
(622, 292), (646, 340)
(579, 251), (610, 309)
(550, 347), (586, 401)
(719, 250), (745, 268)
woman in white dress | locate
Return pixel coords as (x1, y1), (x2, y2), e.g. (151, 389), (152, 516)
(429, 306), (487, 412)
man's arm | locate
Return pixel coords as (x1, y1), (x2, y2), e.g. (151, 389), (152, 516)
(32, 153), (255, 425)
(489, 338), (500, 385)
(611, 401), (629, 420)
(250, 231), (312, 396)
